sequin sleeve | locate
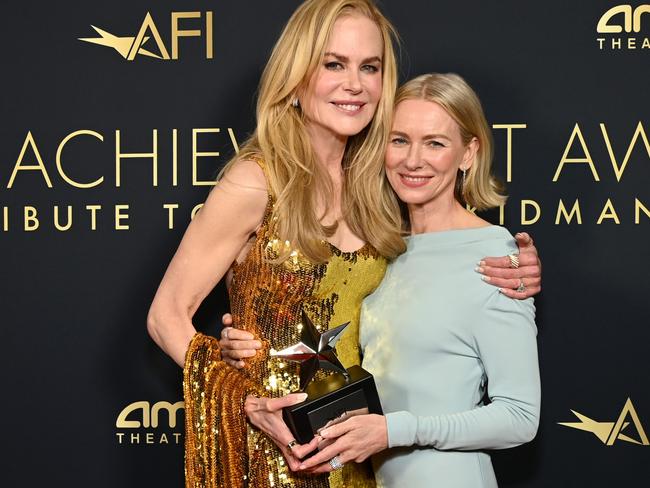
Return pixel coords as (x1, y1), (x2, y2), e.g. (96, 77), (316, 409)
(183, 332), (263, 488)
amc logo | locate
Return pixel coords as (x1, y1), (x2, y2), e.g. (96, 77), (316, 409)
(116, 400), (184, 428)
(115, 401), (184, 445)
(597, 4), (650, 33)
(79, 11), (213, 60)
(596, 4), (650, 50)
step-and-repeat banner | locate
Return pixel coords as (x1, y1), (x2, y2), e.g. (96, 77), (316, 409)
(2, 0), (648, 486)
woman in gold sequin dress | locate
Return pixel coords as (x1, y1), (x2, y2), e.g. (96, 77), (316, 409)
(147, 1), (542, 487)
(148, 2), (403, 487)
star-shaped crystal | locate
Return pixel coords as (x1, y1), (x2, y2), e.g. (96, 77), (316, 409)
(270, 310), (350, 390)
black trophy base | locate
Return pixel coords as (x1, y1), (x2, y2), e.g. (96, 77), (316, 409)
(282, 365), (383, 445)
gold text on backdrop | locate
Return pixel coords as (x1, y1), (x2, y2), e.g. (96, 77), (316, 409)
(79, 11), (213, 60)
(3, 123), (648, 231)
(6, 128), (240, 189)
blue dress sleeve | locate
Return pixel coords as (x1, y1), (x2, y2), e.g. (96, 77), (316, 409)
(384, 292), (540, 450)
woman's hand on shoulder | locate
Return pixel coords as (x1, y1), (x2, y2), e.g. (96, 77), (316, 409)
(475, 232), (541, 299)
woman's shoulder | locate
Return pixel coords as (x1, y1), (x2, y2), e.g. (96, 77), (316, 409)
(199, 158), (270, 230)
(220, 158), (268, 192)
(473, 225), (518, 256)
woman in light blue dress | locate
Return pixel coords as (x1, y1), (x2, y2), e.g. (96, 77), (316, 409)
(219, 73), (541, 486)
(297, 73), (540, 487)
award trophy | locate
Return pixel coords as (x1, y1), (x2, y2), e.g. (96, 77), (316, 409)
(270, 311), (383, 445)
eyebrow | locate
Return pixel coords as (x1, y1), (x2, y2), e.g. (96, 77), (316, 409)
(390, 130), (452, 141)
(323, 52), (382, 64)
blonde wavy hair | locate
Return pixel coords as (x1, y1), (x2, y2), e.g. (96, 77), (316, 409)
(221, 0), (405, 262)
(394, 73), (506, 210)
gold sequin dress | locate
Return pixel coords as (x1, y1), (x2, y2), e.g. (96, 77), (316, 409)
(184, 160), (387, 488)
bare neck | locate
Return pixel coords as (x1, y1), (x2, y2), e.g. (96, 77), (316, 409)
(306, 123), (348, 176)
(408, 195), (487, 235)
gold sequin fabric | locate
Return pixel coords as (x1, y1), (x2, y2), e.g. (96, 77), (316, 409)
(184, 160), (387, 488)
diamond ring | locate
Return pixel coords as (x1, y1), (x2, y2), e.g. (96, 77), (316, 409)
(329, 455), (344, 470)
(516, 279), (525, 293)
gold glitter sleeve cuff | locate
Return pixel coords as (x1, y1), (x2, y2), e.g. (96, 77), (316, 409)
(183, 332), (261, 488)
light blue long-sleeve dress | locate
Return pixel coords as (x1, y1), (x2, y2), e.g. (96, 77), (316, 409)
(360, 225), (541, 488)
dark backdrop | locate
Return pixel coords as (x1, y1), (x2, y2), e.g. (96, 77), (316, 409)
(1, 1), (648, 486)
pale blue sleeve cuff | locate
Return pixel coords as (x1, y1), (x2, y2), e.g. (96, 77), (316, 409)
(385, 411), (418, 448)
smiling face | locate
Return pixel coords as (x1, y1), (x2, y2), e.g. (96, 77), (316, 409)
(385, 99), (477, 210)
(300, 13), (384, 141)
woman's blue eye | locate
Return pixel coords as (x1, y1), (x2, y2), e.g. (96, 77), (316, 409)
(391, 137), (407, 145)
(362, 65), (379, 73)
(325, 61), (343, 70)
(429, 140), (445, 147)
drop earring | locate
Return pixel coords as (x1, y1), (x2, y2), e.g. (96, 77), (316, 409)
(292, 98), (300, 108)
(462, 167), (467, 186)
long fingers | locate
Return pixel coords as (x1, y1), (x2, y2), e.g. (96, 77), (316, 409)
(477, 263), (540, 281)
(298, 439), (343, 470)
(514, 232), (536, 252)
(498, 280), (541, 299)
(220, 327), (256, 341)
(289, 436), (321, 460)
(480, 250), (539, 271)
(266, 393), (308, 412)
(219, 327), (261, 368)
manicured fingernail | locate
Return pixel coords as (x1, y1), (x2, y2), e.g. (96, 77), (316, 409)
(299, 464), (306, 470)
(474, 266), (484, 273)
(297, 393), (308, 401)
(498, 288), (505, 293)
(254, 341), (262, 348)
(478, 260), (486, 266)
(482, 276), (491, 282)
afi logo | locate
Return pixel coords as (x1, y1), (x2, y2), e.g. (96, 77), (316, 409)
(597, 4), (650, 33)
(79, 11), (213, 60)
(116, 400), (185, 428)
(559, 398), (649, 445)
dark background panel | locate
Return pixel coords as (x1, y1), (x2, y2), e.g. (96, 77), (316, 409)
(1, 0), (648, 486)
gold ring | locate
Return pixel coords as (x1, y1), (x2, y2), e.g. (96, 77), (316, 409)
(508, 254), (520, 269)
(287, 440), (297, 450)
(516, 279), (525, 293)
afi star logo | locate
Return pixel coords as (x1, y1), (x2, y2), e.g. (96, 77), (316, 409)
(79, 11), (213, 60)
(559, 398), (649, 445)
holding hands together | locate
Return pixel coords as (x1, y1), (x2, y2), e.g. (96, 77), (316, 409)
(298, 414), (388, 473)
(219, 229), (541, 474)
(244, 393), (320, 471)
(219, 323), (386, 472)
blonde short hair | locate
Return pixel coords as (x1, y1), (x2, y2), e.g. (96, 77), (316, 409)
(395, 73), (506, 210)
